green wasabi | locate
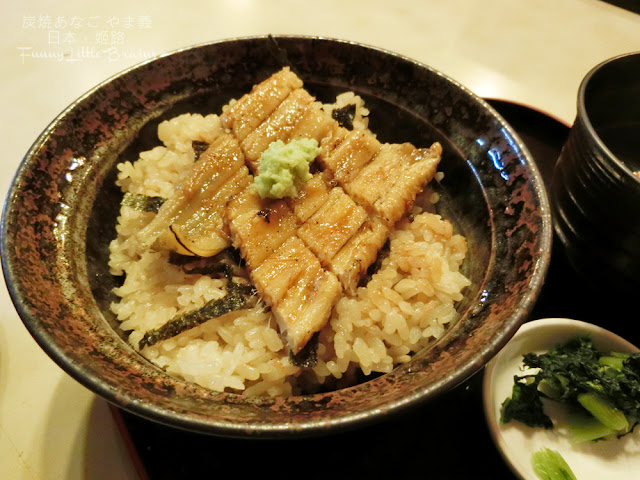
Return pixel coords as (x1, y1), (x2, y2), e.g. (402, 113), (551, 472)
(254, 138), (320, 199)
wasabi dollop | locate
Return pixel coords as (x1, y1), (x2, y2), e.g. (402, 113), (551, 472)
(254, 138), (320, 199)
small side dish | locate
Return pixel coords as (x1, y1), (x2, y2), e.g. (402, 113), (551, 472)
(484, 318), (640, 480)
(501, 336), (640, 442)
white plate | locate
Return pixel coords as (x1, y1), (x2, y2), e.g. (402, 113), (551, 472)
(483, 318), (640, 480)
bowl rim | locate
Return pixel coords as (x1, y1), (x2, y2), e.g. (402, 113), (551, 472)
(1, 34), (553, 437)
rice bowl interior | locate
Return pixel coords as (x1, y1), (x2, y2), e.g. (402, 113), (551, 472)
(107, 68), (472, 398)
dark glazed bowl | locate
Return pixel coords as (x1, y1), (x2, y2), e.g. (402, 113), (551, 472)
(551, 51), (640, 296)
(1, 36), (551, 438)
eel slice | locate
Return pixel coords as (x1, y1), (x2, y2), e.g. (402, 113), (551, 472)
(344, 143), (418, 209)
(297, 186), (369, 266)
(250, 236), (314, 307)
(286, 171), (332, 223)
(227, 192), (343, 353)
(139, 68), (443, 353)
(319, 128), (381, 184)
(226, 188), (300, 268)
(220, 67), (303, 141)
(272, 254), (341, 353)
(241, 88), (315, 172)
(328, 218), (390, 294)
(288, 100), (335, 144)
(372, 142), (442, 226)
(166, 166), (252, 256)
(135, 134), (244, 250)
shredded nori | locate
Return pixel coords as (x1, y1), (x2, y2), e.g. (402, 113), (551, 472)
(192, 140), (210, 161)
(257, 209), (271, 223)
(138, 251), (256, 350)
(182, 262), (234, 278)
(331, 103), (357, 130)
(121, 192), (166, 212)
(358, 239), (390, 288)
(168, 248), (248, 279)
(168, 251), (199, 266)
(290, 333), (319, 368)
(138, 278), (256, 350)
(227, 247), (246, 267)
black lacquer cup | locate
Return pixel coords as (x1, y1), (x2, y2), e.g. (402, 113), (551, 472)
(552, 52), (640, 295)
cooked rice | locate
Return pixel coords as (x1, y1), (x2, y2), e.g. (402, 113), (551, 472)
(108, 96), (470, 397)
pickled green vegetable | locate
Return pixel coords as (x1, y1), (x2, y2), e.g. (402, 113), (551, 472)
(566, 411), (618, 443)
(577, 392), (628, 431)
(500, 336), (640, 442)
(531, 448), (577, 480)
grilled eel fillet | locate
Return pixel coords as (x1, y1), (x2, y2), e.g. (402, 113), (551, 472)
(136, 67), (441, 353)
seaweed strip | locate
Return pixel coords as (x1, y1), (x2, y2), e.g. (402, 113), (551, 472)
(167, 251), (199, 266)
(169, 248), (247, 279)
(183, 262), (234, 278)
(140, 251), (256, 349)
(290, 333), (318, 367)
(332, 103), (356, 130)
(122, 192), (166, 213)
(138, 279), (256, 350)
(192, 140), (209, 161)
(357, 239), (390, 288)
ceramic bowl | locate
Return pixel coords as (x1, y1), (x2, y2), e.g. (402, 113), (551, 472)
(1, 36), (552, 437)
(484, 318), (640, 480)
(551, 51), (640, 296)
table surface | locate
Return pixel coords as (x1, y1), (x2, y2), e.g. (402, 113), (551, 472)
(1, 1), (639, 478)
